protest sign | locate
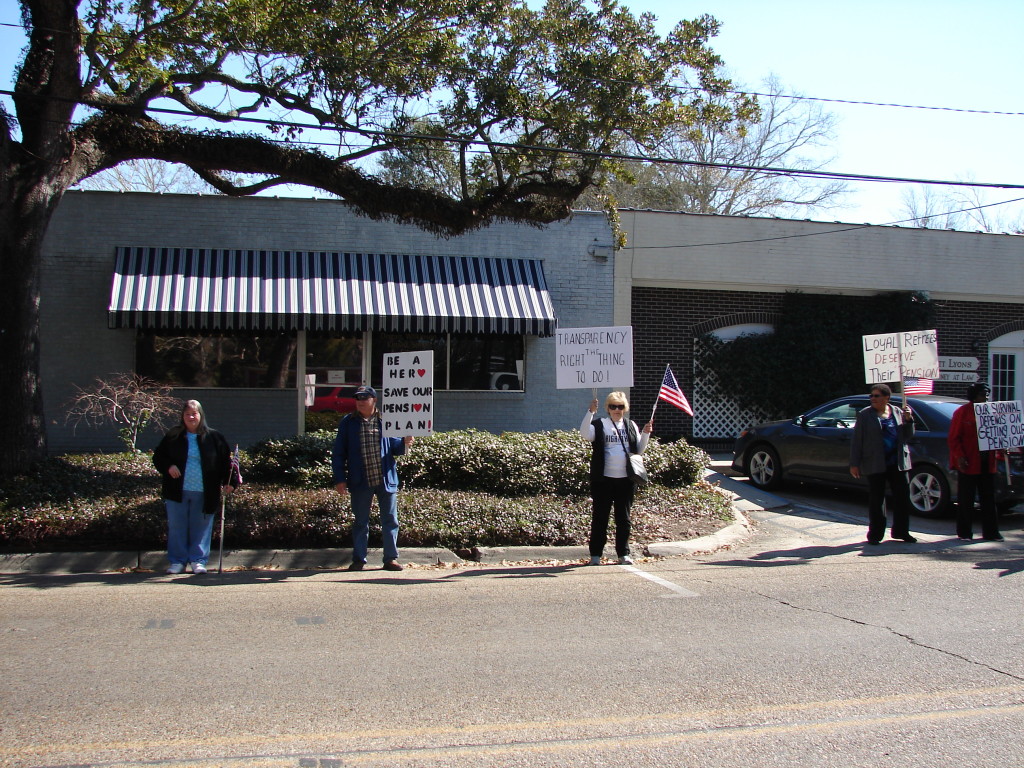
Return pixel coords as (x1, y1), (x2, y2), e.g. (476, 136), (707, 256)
(381, 350), (434, 437)
(555, 326), (634, 389)
(862, 329), (940, 385)
(973, 400), (1024, 452)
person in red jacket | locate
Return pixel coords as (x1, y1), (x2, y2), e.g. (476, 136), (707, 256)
(948, 383), (1003, 541)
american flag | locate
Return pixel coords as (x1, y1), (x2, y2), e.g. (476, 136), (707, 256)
(229, 445), (243, 487)
(658, 365), (694, 416)
(903, 377), (934, 395)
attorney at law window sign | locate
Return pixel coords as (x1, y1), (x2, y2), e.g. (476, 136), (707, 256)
(381, 350), (434, 437)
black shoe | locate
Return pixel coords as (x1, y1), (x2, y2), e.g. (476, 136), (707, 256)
(347, 561), (365, 571)
(957, 536), (974, 541)
(983, 535), (1005, 542)
(383, 560), (403, 572)
(897, 535), (918, 543)
(866, 539), (881, 546)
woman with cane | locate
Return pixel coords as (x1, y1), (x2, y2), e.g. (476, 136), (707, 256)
(153, 400), (235, 574)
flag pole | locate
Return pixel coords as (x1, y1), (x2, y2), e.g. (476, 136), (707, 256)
(650, 364), (669, 422)
(897, 334), (905, 397)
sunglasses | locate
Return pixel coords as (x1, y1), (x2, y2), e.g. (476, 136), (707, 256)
(608, 404), (626, 410)
(355, 394), (374, 400)
(869, 393), (888, 398)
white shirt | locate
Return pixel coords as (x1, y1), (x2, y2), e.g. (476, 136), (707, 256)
(580, 411), (650, 478)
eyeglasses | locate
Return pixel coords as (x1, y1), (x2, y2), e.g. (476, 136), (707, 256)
(608, 404), (626, 410)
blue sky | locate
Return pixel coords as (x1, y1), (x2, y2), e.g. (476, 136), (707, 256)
(3, 0), (1022, 227)
(625, 0), (1024, 226)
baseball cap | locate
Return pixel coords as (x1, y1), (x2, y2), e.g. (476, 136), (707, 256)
(354, 385), (377, 399)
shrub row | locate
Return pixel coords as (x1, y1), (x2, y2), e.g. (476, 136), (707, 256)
(246, 428), (710, 495)
(0, 429), (725, 554)
(0, 478), (731, 553)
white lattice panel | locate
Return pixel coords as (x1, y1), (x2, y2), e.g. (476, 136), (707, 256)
(692, 367), (770, 440)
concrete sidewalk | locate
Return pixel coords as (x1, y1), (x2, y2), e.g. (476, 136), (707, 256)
(0, 460), (787, 575)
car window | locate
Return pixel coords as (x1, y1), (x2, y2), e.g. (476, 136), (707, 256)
(314, 386), (336, 397)
(805, 402), (861, 428)
(910, 400), (960, 432)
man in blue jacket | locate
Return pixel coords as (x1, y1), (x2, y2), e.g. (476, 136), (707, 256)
(332, 385), (414, 571)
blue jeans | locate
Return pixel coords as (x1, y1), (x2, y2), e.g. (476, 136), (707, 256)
(349, 485), (399, 564)
(166, 491), (215, 566)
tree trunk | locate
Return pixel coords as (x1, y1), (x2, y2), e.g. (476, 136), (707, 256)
(0, 181), (65, 477)
(263, 336), (298, 388)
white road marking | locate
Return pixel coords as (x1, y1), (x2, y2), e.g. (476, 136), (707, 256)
(619, 564), (700, 597)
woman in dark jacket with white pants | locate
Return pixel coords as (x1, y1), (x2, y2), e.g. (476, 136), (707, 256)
(850, 383), (917, 545)
(580, 391), (652, 565)
(152, 400), (234, 574)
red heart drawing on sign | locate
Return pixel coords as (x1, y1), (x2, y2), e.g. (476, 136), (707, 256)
(413, 403), (422, 412)
(417, 369), (426, 377)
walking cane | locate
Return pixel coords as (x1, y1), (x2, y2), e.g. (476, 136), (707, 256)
(218, 495), (226, 574)
(221, 444), (241, 574)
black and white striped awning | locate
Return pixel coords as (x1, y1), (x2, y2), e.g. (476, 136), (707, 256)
(108, 247), (557, 335)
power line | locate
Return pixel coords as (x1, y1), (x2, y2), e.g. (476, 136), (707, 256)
(626, 196), (1024, 250)
(724, 89), (1024, 118)
(3, 20), (1024, 120)
(4, 87), (1024, 194)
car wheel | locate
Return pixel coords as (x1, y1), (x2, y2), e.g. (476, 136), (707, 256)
(907, 464), (951, 517)
(746, 444), (783, 490)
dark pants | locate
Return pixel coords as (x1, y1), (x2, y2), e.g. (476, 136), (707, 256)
(956, 470), (998, 539)
(590, 476), (634, 557)
(866, 465), (912, 542)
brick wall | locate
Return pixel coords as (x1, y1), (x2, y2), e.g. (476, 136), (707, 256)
(632, 286), (1024, 443)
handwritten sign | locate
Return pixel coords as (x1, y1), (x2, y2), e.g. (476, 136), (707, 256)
(555, 326), (634, 390)
(973, 400), (1024, 451)
(862, 329), (940, 385)
(381, 350), (434, 437)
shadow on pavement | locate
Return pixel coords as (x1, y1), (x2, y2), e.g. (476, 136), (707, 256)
(442, 564), (581, 579)
(704, 542), (867, 567)
(0, 568), (333, 590)
(972, 556), (1024, 577)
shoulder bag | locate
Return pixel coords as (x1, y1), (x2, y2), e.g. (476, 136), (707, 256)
(615, 420), (649, 487)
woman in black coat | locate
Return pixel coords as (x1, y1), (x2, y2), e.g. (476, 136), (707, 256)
(152, 400), (234, 574)
(580, 391), (653, 565)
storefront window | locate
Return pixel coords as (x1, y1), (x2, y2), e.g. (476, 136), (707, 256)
(138, 331), (525, 391)
(372, 333), (524, 391)
(136, 332), (297, 388)
(305, 336), (364, 387)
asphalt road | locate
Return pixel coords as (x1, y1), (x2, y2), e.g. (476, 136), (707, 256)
(3, 480), (1024, 768)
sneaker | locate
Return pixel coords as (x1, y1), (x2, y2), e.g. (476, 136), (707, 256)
(588, 556), (602, 566)
(191, 563), (208, 574)
(619, 555), (634, 565)
(166, 563), (185, 574)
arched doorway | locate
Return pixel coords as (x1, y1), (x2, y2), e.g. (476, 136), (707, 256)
(693, 323), (774, 440)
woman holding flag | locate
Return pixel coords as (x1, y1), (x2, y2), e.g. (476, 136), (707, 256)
(581, 391), (653, 565)
(153, 400), (236, 574)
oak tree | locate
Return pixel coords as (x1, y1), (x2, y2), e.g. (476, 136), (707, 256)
(2, 0), (745, 476)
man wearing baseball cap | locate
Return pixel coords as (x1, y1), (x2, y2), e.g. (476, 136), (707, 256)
(332, 385), (414, 570)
